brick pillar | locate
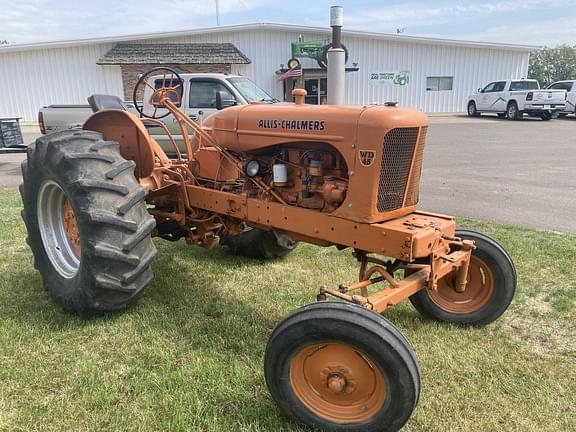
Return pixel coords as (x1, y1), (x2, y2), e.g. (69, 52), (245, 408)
(120, 63), (232, 101)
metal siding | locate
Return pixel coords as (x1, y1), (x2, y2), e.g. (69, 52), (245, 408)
(0, 43), (123, 121)
(0, 29), (530, 121)
(341, 35), (530, 112)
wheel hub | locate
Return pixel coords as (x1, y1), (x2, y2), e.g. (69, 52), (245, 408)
(322, 366), (356, 395)
(290, 342), (387, 423)
(429, 255), (494, 313)
(327, 373), (347, 393)
(63, 199), (81, 257)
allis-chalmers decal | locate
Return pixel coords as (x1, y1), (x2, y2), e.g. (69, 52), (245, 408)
(359, 150), (376, 167)
(258, 119), (325, 131)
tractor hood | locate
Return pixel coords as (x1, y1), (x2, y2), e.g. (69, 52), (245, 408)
(201, 102), (428, 153)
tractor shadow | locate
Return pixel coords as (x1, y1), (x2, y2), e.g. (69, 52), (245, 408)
(143, 242), (282, 343)
(5, 240), (432, 338)
(2, 242), (281, 342)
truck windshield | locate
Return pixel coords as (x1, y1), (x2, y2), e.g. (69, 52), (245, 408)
(510, 81), (539, 91)
(227, 77), (278, 103)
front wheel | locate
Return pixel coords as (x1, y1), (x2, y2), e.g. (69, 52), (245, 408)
(265, 302), (420, 432)
(467, 101), (480, 117)
(409, 230), (516, 326)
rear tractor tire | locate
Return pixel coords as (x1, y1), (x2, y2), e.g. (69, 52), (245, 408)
(20, 130), (157, 315)
(408, 230), (516, 326)
(265, 302), (420, 432)
(220, 227), (297, 259)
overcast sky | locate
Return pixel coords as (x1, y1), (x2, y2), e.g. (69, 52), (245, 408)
(1, 0), (575, 46)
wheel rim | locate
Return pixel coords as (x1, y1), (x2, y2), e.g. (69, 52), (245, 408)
(290, 342), (387, 423)
(468, 103), (475, 115)
(37, 180), (80, 278)
(429, 255), (494, 313)
(508, 105), (516, 117)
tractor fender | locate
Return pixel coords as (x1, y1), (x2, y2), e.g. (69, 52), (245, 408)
(83, 110), (167, 178)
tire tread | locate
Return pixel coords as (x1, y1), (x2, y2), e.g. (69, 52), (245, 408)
(20, 130), (156, 314)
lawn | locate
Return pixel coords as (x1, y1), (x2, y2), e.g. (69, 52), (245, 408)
(0, 189), (574, 432)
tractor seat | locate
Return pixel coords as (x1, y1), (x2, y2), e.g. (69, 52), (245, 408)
(87, 94), (128, 113)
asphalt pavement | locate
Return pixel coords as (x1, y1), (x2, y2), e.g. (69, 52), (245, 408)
(419, 115), (575, 233)
(1, 116), (575, 233)
(0, 130), (39, 188)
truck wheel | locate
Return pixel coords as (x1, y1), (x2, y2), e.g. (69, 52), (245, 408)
(506, 102), (521, 120)
(408, 230), (516, 326)
(467, 101), (480, 117)
(220, 227), (297, 259)
(265, 302), (420, 432)
(20, 130), (157, 315)
(540, 112), (553, 121)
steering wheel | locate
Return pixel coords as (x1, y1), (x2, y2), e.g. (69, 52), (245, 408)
(133, 67), (183, 119)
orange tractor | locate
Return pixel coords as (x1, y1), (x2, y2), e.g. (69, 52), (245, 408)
(20, 68), (516, 432)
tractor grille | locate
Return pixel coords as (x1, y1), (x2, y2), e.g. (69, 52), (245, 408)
(405, 126), (427, 206)
(377, 127), (421, 212)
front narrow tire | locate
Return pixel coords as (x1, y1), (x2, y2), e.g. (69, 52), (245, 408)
(265, 302), (420, 432)
(409, 230), (516, 326)
(20, 130), (157, 314)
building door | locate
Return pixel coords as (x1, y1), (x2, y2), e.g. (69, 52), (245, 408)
(304, 78), (328, 104)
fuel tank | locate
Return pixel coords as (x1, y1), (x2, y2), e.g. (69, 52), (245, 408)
(201, 102), (428, 158)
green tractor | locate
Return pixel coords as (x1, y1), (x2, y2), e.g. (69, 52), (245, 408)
(290, 39), (349, 69)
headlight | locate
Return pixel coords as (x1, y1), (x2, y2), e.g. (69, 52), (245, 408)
(243, 159), (260, 177)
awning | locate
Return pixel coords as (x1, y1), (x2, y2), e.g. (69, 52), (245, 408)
(97, 43), (251, 65)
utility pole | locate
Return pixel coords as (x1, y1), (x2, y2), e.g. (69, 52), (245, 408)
(215, 0), (220, 26)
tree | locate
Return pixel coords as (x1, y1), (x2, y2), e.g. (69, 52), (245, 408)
(528, 45), (576, 87)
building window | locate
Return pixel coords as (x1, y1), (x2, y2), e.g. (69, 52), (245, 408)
(426, 76), (453, 91)
(304, 78), (328, 104)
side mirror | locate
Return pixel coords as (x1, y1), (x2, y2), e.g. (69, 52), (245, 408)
(215, 91), (237, 110)
(478, 88), (483, 93)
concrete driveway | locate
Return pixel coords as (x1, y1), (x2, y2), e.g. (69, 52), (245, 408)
(1, 117), (575, 233)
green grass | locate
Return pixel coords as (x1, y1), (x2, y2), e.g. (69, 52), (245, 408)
(0, 189), (574, 432)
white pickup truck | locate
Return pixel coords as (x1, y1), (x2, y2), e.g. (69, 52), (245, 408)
(38, 103), (139, 134)
(547, 80), (576, 117)
(141, 73), (278, 150)
(38, 73), (278, 150)
(467, 79), (566, 120)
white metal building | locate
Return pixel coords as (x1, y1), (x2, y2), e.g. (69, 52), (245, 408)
(0, 23), (536, 122)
